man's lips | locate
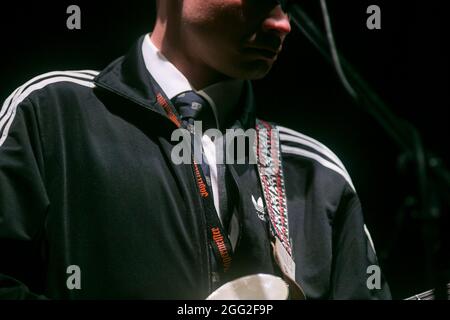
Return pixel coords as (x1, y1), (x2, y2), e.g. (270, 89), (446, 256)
(243, 35), (284, 59)
(242, 46), (282, 59)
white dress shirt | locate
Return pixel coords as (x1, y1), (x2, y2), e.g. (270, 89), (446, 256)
(142, 34), (242, 249)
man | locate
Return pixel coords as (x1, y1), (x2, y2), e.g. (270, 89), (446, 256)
(0, 0), (390, 299)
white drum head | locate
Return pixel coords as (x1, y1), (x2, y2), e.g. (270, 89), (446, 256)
(206, 273), (289, 300)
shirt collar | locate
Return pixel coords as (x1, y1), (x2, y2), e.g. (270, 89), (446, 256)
(142, 34), (244, 129)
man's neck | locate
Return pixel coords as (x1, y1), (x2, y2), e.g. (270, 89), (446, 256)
(151, 23), (229, 90)
(144, 33), (245, 130)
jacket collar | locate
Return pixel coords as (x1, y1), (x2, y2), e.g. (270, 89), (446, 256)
(94, 35), (256, 131)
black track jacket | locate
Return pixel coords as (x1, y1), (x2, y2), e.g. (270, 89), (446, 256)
(0, 35), (391, 299)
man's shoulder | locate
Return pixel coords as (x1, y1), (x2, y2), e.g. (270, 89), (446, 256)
(274, 123), (355, 192)
(4, 70), (99, 107)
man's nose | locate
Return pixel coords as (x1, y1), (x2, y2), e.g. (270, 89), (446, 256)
(261, 5), (291, 39)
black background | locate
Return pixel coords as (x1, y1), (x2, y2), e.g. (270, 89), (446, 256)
(0, 0), (448, 299)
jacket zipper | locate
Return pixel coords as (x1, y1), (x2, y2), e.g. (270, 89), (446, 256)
(188, 166), (213, 295)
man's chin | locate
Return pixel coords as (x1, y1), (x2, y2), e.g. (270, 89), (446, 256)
(233, 60), (274, 80)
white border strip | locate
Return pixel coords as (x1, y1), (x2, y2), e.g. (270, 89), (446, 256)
(277, 125), (349, 175)
(1, 70), (97, 119)
(279, 132), (349, 177)
(281, 145), (355, 192)
(1, 76), (96, 146)
(364, 224), (377, 254)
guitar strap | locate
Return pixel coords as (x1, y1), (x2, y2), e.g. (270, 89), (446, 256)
(254, 120), (303, 295)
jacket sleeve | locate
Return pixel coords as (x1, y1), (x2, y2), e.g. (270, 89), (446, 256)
(329, 184), (391, 299)
(0, 93), (49, 299)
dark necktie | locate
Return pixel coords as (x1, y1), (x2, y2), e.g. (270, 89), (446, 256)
(171, 91), (215, 185)
(171, 91), (216, 132)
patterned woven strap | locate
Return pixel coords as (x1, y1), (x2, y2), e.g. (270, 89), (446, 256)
(255, 119), (292, 257)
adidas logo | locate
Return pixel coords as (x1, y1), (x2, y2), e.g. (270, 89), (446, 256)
(252, 195), (266, 221)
